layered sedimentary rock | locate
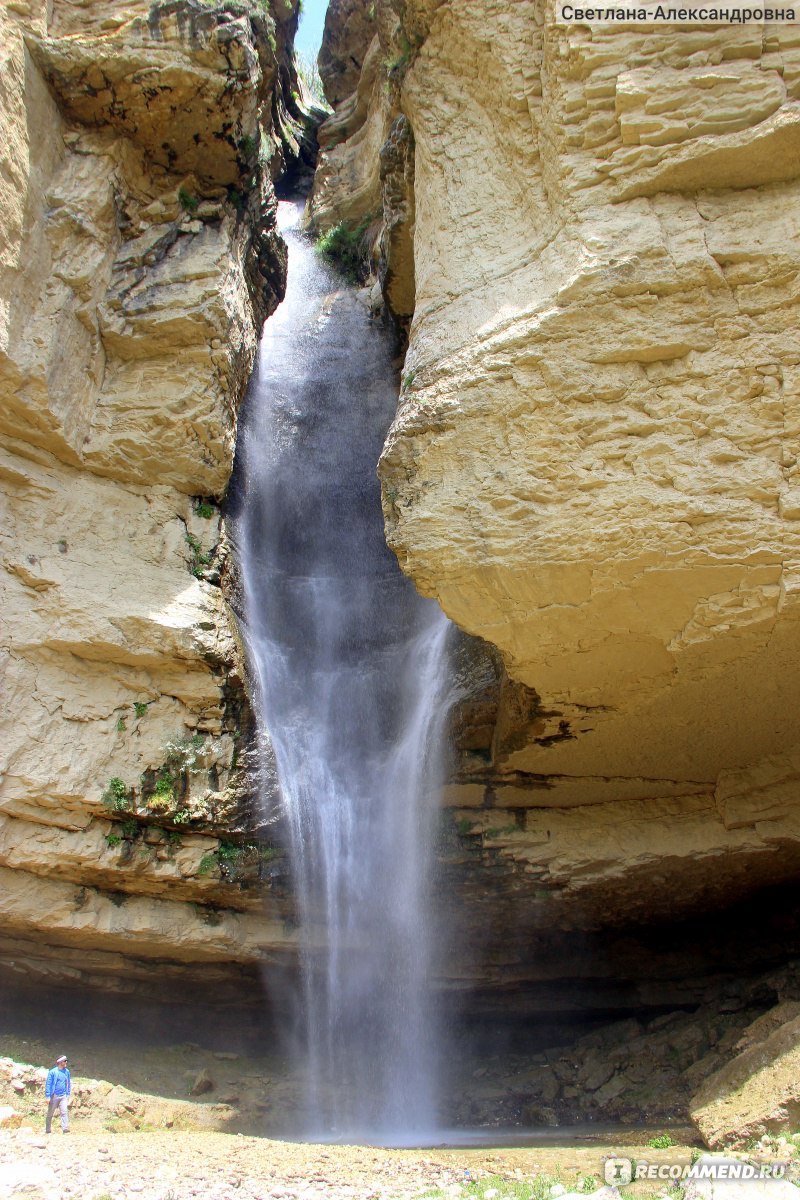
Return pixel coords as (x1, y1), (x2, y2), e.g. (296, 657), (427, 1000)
(312, 0), (800, 1136)
(0, 0), (308, 999)
(691, 1000), (800, 1147)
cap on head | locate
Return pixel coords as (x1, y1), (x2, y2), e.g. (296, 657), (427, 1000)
(56, 1055), (67, 1063)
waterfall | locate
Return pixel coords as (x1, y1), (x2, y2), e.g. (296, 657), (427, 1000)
(235, 199), (451, 1141)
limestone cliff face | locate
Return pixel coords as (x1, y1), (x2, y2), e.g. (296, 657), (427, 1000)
(313, 0), (800, 1133)
(0, 0), (305, 998)
(312, 0), (800, 918)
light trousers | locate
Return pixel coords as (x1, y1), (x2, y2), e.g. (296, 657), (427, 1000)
(46, 1095), (68, 1133)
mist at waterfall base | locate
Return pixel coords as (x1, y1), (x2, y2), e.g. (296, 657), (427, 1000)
(234, 199), (453, 1143)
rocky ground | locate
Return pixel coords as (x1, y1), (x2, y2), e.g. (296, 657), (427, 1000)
(0, 1125), (703, 1200)
(3, 1031), (800, 1200)
(0, 1031), (703, 1200)
(0, 1023), (705, 1139)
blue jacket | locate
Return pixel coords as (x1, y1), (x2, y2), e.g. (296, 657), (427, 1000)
(45, 1067), (71, 1098)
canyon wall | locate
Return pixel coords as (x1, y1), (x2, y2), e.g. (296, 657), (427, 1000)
(5, 0), (800, 1141)
(311, 0), (800, 1135)
(0, 0), (312, 1006)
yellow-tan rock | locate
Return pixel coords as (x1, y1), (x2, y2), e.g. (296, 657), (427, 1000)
(691, 1003), (800, 1147)
(313, 0), (800, 879)
(0, 0), (297, 992)
(309, 0), (800, 1134)
(318, 0), (378, 108)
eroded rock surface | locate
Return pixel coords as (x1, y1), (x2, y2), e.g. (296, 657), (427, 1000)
(691, 1002), (800, 1148)
(311, 0), (800, 1139)
(0, 0), (302, 996)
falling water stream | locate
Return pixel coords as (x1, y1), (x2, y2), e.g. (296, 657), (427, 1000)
(236, 199), (452, 1141)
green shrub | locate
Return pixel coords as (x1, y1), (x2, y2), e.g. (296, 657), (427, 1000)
(153, 774), (175, 799)
(104, 834), (122, 849)
(134, 702), (149, 719)
(116, 717), (126, 733)
(197, 839), (281, 881)
(178, 187), (198, 214)
(136, 733), (210, 823)
(102, 777), (131, 813)
(484, 824), (517, 840)
(647, 1134), (677, 1149)
(195, 501), (215, 519)
(315, 218), (373, 281)
(185, 532), (212, 578)
(197, 853), (216, 877)
(163, 733), (204, 769)
(238, 132), (258, 161)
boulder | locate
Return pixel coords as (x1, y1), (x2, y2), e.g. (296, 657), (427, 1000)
(691, 1005), (800, 1147)
(683, 1155), (798, 1200)
(190, 1068), (214, 1096)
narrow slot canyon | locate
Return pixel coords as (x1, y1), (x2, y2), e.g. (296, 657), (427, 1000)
(2, 1), (800, 1192)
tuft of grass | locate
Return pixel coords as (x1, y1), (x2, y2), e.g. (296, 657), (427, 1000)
(186, 531), (212, 578)
(484, 824), (518, 840)
(315, 218), (372, 282)
(195, 500), (215, 519)
(647, 1133), (677, 1149)
(134, 702), (149, 719)
(153, 773), (176, 801)
(104, 834), (122, 849)
(178, 187), (198, 214)
(197, 839), (282, 881)
(197, 852), (216, 877)
(132, 732), (211, 825)
(420, 1174), (572, 1200)
(102, 776), (131, 813)
(116, 717), (126, 733)
(238, 132), (258, 162)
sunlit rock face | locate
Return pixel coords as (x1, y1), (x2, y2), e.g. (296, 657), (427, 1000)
(0, 0), (300, 993)
(311, 0), (800, 1134)
(313, 0), (800, 931)
(383, 2), (800, 806)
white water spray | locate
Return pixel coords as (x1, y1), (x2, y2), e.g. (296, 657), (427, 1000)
(236, 200), (451, 1140)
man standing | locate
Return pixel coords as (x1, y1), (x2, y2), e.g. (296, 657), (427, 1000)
(44, 1054), (71, 1134)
